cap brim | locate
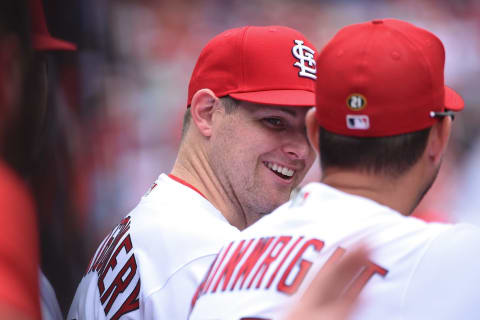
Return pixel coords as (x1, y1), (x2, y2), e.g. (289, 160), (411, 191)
(32, 34), (77, 51)
(229, 90), (315, 107)
(445, 86), (464, 111)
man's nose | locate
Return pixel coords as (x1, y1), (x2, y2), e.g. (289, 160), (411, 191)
(281, 130), (312, 160)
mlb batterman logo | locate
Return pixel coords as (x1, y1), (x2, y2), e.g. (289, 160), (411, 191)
(292, 40), (317, 80)
(347, 93), (367, 111)
(346, 115), (370, 130)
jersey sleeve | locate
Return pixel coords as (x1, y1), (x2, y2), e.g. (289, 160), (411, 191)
(0, 165), (41, 319)
(402, 223), (480, 319)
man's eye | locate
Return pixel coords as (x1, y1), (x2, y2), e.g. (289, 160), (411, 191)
(263, 118), (284, 127)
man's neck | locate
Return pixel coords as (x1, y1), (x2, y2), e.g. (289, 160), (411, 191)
(321, 168), (422, 216)
(171, 146), (247, 230)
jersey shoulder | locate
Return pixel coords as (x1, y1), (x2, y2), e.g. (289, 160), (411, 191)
(129, 174), (239, 283)
(244, 182), (420, 237)
(399, 223), (480, 319)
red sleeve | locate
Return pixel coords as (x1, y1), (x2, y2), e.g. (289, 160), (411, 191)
(0, 162), (41, 319)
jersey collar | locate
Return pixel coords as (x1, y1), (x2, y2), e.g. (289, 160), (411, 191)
(167, 174), (207, 199)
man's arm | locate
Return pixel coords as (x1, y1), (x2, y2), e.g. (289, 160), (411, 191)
(285, 246), (369, 320)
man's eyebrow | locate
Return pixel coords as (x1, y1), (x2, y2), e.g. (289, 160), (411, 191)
(260, 107), (298, 116)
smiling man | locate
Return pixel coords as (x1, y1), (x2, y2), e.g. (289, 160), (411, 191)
(192, 98), (314, 228)
(68, 25), (317, 319)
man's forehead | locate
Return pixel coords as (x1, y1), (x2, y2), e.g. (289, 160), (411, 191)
(239, 101), (308, 116)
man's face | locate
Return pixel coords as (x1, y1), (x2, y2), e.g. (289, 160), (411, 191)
(208, 100), (316, 224)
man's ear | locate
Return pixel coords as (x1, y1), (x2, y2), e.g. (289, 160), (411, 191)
(190, 89), (219, 137)
(305, 107), (320, 153)
(426, 116), (452, 165)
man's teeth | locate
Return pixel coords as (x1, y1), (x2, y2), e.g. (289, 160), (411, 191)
(266, 162), (294, 177)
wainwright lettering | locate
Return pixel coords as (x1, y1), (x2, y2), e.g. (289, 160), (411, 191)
(192, 235), (388, 307)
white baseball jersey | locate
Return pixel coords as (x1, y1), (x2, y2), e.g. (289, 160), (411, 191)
(190, 182), (480, 320)
(68, 173), (239, 319)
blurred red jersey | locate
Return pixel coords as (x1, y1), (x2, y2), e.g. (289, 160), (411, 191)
(0, 160), (41, 319)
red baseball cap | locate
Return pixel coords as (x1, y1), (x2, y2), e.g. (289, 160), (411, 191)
(315, 19), (464, 137)
(187, 26), (318, 107)
(30, 0), (77, 51)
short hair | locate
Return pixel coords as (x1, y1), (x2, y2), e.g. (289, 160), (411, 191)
(181, 95), (239, 139)
(318, 126), (431, 178)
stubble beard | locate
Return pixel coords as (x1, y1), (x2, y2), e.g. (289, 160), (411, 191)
(245, 175), (293, 220)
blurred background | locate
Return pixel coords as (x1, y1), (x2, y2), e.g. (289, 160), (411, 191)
(40, 0), (480, 313)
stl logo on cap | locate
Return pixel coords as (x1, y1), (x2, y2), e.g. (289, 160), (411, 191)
(346, 93), (367, 111)
(292, 40), (317, 80)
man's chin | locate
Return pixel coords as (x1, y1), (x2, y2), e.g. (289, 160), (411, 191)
(262, 198), (290, 215)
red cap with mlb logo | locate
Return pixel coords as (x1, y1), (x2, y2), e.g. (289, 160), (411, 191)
(315, 18), (464, 137)
(187, 26), (318, 107)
